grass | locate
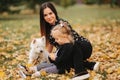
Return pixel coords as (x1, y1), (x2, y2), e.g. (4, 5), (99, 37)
(57, 4), (120, 25)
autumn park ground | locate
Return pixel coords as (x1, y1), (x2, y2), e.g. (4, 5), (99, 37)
(0, 4), (120, 80)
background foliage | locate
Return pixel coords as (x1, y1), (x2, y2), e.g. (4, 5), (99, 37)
(0, 0), (120, 13)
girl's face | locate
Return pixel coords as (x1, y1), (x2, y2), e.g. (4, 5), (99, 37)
(52, 30), (67, 45)
(43, 7), (56, 25)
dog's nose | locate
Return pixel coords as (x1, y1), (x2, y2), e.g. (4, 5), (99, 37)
(40, 50), (43, 53)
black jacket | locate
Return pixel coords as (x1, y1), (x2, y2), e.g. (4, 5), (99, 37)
(48, 43), (74, 74)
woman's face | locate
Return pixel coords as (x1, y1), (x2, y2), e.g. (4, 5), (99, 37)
(43, 7), (56, 25)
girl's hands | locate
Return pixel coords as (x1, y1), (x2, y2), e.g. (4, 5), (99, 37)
(49, 53), (56, 61)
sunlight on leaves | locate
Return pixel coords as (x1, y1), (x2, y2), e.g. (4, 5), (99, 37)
(0, 16), (120, 79)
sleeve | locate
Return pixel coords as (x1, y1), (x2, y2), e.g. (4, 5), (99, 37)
(49, 35), (59, 48)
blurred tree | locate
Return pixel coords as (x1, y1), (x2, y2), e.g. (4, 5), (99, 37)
(0, 0), (53, 13)
(97, 0), (103, 5)
(110, 0), (116, 8)
(76, 0), (82, 4)
(0, 0), (25, 13)
(54, 0), (76, 8)
(82, 0), (97, 5)
(0, 0), (10, 12)
(116, 0), (120, 7)
(27, 0), (53, 13)
(1, 0), (119, 14)
(0, 0), (77, 13)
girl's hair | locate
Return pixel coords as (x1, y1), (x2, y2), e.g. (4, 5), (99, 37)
(40, 2), (59, 45)
(51, 22), (74, 43)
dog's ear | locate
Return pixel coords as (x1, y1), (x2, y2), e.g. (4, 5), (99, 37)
(41, 36), (46, 46)
(33, 39), (36, 44)
(30, 39), (36, 48)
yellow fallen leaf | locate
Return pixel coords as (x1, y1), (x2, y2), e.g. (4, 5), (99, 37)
(109, 53), (118, 59)
(106, 68), (113, 74)
(117, 68), (120, 74)
(26, 76), (31, 80)
(6, 45), (14, 52)
(26, 63), (33, 68)
(0, 37), (4, 42)
(13, 40), (21, 45)
(0, 47), (5, 52)
(101, 54), (110, 60)
(0, 71), (5, 78)
(89, 71), (96, 80)
(40, 70), (47, 76)
(16, 55), (26, 61)
(67, 68), (75, 78)
(117, 49), (120, 53)
(11, 59), (18, 65)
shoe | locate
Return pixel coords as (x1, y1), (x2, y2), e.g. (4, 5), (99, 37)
(18, 69), (27, 78)
(17, 64), (31, 76)
(17, 64), (28, 73)
(93, 62), (100, 71)
(72, 71), (90, 80)
(17, 64), (27, 70)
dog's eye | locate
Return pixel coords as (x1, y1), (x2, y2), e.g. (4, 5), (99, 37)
(40, 50), (43, 53)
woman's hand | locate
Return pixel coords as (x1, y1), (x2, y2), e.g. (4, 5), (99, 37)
(49, 53), (56, 61)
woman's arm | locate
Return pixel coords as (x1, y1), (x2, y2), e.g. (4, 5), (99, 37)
(47, 43), (53, 53)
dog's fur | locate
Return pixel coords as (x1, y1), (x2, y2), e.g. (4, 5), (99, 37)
(28, 36), (49, 65)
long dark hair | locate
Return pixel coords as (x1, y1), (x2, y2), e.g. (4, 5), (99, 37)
(40, 2), (59, 45)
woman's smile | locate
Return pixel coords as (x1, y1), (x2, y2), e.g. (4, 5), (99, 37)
(44, 7), (56, 25)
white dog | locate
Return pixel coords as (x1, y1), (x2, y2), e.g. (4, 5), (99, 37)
(28, 36), (49, 65)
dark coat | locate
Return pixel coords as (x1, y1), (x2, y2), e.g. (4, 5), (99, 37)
(48, 43), (74, 74)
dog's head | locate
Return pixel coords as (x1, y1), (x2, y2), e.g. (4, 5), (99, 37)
(30, 36), (46, 54)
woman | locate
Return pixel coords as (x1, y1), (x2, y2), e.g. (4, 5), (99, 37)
(39, 2), (99, 79)
(18, 2), (99, 79)
(40, 2), (59, 52)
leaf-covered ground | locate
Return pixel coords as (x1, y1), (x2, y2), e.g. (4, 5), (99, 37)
(0, 18), (120, 80)
(0, 5), (120, 80)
